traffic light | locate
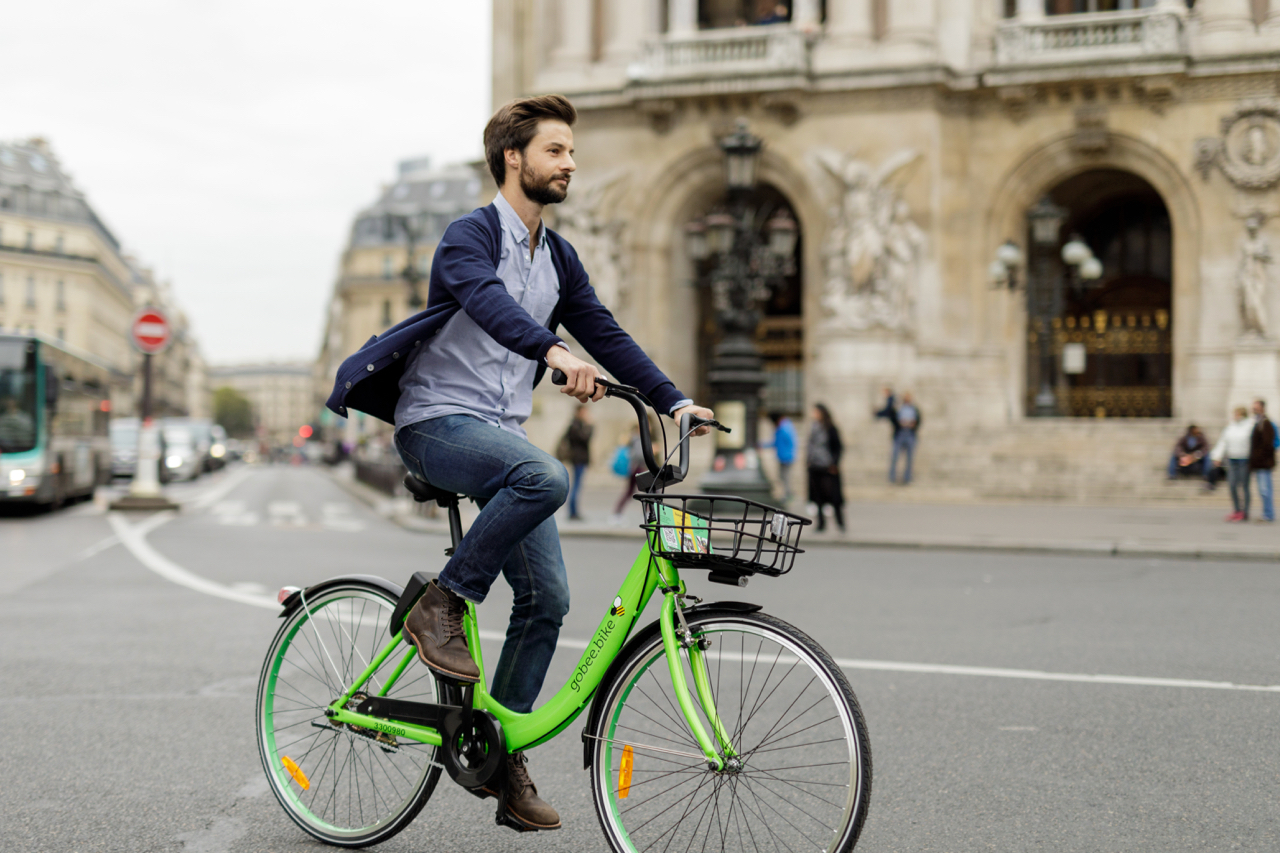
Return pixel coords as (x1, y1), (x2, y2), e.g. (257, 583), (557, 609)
(299, 424), (313, 439)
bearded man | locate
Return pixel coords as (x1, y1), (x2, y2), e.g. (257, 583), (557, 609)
(326, 95), (712, 830)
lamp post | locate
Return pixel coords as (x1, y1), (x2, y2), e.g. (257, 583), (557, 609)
(384, 210), (427, 310)
(1025, 196), (1068, 416)
(684, 120), (798, 504)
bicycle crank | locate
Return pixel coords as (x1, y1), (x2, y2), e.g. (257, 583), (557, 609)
(439, 703), (506, 789)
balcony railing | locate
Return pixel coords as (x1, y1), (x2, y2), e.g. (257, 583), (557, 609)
(996, 9), (1185, 66)
(628, 25), (810, 85)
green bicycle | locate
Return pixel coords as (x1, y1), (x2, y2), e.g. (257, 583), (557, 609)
(256, 375), (872, 850)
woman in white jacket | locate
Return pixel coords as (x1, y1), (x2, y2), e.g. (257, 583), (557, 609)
(1211, 407), (1255, 521)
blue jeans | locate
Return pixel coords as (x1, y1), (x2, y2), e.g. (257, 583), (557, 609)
(1227, 458), (1251, 517)
(1256, 468), (1274, 521)
(568, 462), (587, 518)
(890, 431), (916, 484)
(395, 415), (571, 713)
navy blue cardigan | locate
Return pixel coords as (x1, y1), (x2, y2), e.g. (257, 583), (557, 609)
(326, 204), (686, 425)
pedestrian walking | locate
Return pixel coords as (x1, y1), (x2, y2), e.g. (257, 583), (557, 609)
(806, 403), (845, 532)
(1249, 398), (1276, 522)
(558, 405), (593, 521)
(876, 388), (922, 484)
(763, 411), (798, 504)
(611, 424), (646, 524)
(1211, 406), (1255, 521)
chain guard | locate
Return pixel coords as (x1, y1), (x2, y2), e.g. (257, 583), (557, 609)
(440, 708), (506, 790)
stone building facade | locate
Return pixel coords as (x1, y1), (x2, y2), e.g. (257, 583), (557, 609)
(209, 363), (313, 445)
(0, 138), (206, 419)
(491, 0), (1280, 498)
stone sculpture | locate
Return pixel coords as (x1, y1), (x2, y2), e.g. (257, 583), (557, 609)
(1238, 213), (1272, 338)
(552, 173), (628, 311)
(811, 148), (924, 332)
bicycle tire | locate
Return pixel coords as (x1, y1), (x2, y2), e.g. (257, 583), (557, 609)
(256, 580), (454, 848)
(587, 609), (872, 853)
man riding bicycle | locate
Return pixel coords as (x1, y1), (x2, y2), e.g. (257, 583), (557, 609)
(325, 94), (712, 830)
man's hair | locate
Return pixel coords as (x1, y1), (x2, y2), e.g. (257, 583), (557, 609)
(1256, 398), (1267, 410)
(483, 95), (577, 186)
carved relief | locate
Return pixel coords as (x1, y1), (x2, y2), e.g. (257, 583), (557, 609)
(553, 173), (629, 312)
(811, 149), (924, 334)
(1237, 213), (1273, 338)
(1195, 100), (1280, 191)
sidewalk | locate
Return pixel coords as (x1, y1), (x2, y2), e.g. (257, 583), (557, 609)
(327, 464), (1280, 562)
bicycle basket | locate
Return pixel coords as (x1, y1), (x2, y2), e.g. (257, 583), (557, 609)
(635, 494), (810, 585)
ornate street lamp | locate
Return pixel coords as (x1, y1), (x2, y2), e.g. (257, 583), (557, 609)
(383, 209), (427, 310)
(1026, 196), (1067, 416)
(683, 120), (796, 505)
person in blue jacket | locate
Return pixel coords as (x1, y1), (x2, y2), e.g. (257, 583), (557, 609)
(763, 411), (798, 504)
(325, 95), (712, 830)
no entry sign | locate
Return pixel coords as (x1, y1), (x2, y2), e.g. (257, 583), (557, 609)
(131, 308), (172, 354)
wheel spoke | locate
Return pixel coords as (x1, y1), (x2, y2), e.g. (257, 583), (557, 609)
(594, 615), (869, 853)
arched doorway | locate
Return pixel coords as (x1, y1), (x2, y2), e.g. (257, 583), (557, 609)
(1025, 169), (1172, 418)
(690, 183), (804, 416)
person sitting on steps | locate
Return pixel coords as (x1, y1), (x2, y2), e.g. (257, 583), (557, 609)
(326, 95), (712, 831)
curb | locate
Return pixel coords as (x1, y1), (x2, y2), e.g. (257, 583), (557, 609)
(324, 468), (1280, 562)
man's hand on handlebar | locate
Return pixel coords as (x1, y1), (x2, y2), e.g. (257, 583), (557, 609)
(545, 346), (606, 403)
(673, 404), (716, 437)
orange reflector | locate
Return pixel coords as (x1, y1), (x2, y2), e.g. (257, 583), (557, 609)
(282, 756), (310, 791)
(618, 745), (634, 799)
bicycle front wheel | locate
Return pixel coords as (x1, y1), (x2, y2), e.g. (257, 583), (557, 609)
(588, 609), (872, 853)
(256, 581), (452, 848)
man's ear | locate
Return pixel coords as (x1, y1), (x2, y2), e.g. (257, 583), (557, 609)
(503, 147), (521, 178)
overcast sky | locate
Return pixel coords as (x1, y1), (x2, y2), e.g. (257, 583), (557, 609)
(0, 1), (492, 365)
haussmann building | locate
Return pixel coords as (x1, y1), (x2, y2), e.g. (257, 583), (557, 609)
(492, 0), (1280, 500)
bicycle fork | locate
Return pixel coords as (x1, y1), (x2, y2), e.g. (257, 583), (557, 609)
(659, 590), (737, 771)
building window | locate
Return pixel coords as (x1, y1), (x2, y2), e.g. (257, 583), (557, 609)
(56, 327), (64, 341)
(381, 299), (393, 325)
(1045, 0), (1158, 12)
(0, 272), (5, 305)
(24, 276), (35, 308)
(24, 231), (33, 249)
(383, 255), (394, 279)
(56, 280), (65, 311)
(417, 254), (429, 275)
(55, 233), (64, 254)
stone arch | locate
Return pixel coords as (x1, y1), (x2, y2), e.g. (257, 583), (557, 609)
(985, 132), (1201, 419)
(623, 142), (829, 408)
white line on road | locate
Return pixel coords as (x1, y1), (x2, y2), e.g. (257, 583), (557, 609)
(105, 472), (1280, 695)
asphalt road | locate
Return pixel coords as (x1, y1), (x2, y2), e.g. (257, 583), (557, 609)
(1, 464), (1277, 852)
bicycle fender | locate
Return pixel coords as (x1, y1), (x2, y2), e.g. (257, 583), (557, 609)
(580, 601), (761, 769)
(278, 575), (405, 619)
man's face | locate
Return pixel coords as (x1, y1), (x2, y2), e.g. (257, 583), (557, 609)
(1253, 401), (1265, 418)
(510, 120), (575, 206)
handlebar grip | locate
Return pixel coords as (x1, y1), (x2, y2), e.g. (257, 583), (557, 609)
(551, 369), (567, 386)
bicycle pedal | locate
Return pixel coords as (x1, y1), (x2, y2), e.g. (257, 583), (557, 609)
(494, 808), (538, 833)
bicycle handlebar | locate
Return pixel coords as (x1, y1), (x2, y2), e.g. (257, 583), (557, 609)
(550, 369), (729, 490)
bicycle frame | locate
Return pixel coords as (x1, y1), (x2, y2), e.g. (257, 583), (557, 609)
(320, 536), (736, 771)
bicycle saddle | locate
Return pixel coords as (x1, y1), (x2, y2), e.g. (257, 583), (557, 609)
(402, 474), (460, 506)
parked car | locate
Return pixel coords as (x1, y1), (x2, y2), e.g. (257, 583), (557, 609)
(109, 418), (170, 483)
(160, 422), (203, 482)
(208, 424), (229, 470)
(163, 417), (214, 474)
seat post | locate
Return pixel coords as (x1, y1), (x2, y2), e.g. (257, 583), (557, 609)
(446, 501), (463, 554)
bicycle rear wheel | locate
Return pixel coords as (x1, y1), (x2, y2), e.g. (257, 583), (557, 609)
(587, 609), (872, 853)
(256, 581), (452, 848)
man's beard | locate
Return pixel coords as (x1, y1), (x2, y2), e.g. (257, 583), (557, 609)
(520, 159), (568, 205)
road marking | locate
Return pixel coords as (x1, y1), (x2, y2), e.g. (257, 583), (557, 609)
(267, 500), (306, 527)
(107, 512), (277, 610)
(107, 477), (1280, 696)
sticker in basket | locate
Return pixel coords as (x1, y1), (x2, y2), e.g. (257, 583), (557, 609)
(659, 507), (711, 554)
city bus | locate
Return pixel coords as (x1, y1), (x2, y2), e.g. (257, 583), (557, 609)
(0, 333), (117, 508)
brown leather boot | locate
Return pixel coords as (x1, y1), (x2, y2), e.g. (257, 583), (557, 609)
(499, 752), (561, 830)
(402, 580), (480, 683)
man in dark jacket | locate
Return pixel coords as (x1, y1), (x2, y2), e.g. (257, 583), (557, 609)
(1249, 399), (1276, 522)
(325, 95), (712, 829)
(876, 388), (922, 484)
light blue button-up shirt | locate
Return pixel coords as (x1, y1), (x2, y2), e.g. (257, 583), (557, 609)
(395, 194), (562, 437)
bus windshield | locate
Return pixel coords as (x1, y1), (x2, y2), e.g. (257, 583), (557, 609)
(0, 340), (38, 453)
